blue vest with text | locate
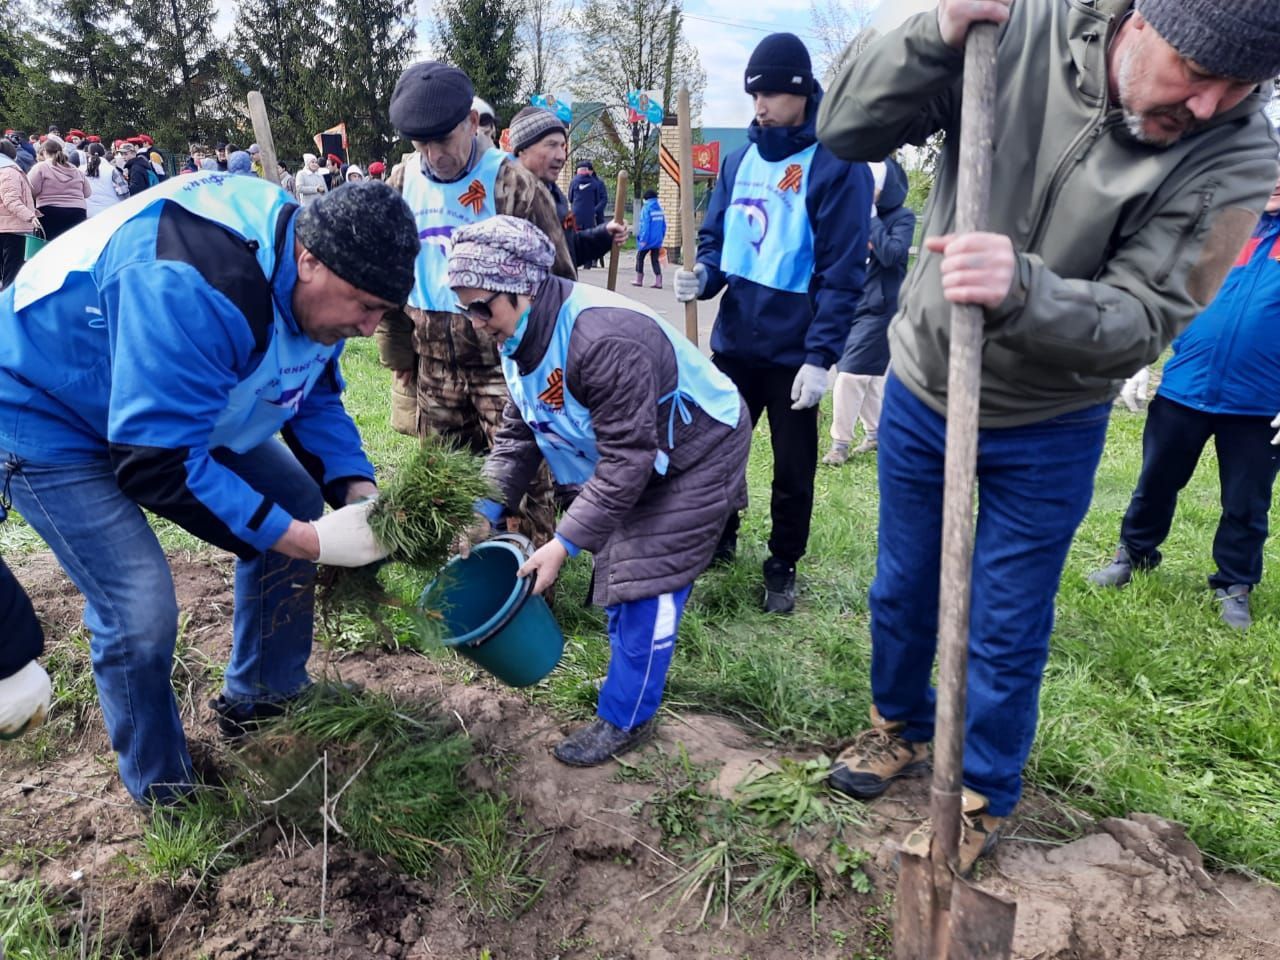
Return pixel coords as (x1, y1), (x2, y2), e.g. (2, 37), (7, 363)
(719, 143), (817, 294)
(11, 172), (334, 454)
(501, 284), (742, 486)
(402, 147), (504, 311)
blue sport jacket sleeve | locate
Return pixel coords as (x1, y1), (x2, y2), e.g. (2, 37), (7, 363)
(280, 344), (376, 508)
(102, 261), (296, 558)
(804, 156), (873, 367)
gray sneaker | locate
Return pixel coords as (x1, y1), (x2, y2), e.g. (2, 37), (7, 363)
(1215, 585), (1252, 629)
(1089, 545), (1138, 587)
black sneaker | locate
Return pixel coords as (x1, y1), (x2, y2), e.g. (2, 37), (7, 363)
(762, 557), (796, 614)
(553, 717), (657, 767)
(1215, 584), (1252, 629)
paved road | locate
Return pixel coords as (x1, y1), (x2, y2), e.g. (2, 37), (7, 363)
(577, 260), (721, 356)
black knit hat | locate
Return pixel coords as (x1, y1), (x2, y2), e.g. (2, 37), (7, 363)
(509, 106), (566, 155)
(745, 33), (814, 96)
(1136, 0), (1280, 84)
(294, 181), (419, 304)
(389, 61), (475, 141)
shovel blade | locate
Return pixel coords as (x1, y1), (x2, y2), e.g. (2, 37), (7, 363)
(894, 849), (937, 960)
(945, 878), (1017, 960)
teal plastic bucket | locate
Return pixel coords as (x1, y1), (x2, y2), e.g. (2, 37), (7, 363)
(419, 538), (564, 687)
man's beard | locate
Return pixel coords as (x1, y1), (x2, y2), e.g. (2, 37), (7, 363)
(1117, 45), (1201, 147)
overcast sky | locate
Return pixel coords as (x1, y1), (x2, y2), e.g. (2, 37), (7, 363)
(213, 0), (930, 127)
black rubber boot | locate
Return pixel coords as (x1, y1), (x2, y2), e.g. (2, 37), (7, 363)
(763, 556), (796, 614)
(553, 717), (657, 767)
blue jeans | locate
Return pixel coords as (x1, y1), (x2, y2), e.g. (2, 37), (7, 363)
(1, 441), (323, 804)
(869, 375), (1110, 816)
(597, 585), (692, 731)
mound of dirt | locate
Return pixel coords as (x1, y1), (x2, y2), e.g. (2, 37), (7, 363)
(3, 551), (1278, 960)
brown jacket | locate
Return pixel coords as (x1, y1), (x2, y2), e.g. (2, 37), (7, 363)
(485, 277), (751, 606)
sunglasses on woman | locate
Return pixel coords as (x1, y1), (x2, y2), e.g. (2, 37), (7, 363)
(455, 290), (502, 321)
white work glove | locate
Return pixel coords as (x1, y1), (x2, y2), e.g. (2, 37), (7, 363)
(311, 499), (390, 567)
(0, 661), (52, 740)
(673, 264), (707, 303)
(790, 363), (829, 410)
(1119, 367), (1150, 413)
(1271, 412), (1280, 445)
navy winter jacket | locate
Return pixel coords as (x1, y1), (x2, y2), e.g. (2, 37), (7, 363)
(569, 173), (607, 229)
(838, 157), (916, 375)
(1158, 210), (1280, 416)
(696, 87), (872, 370)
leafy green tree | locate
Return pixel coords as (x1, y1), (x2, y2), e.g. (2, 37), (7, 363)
(228, 0), (322, 160)
(435, 0), (524, 125)
(568, 0), (704, 201)
(316, 0), (416, 163)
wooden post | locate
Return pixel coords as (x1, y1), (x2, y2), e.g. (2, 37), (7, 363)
(677, 84), (698, 344)
(247, 91), (281, 187)
(607, 171), (628, 291)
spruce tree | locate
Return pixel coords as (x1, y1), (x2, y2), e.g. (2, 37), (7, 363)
(435, 0), (524, 125)
(229, 0), (321, 161)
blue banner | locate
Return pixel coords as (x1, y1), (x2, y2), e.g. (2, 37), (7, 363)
(627, 90), (665, 124)
(531, 93), (573, 124)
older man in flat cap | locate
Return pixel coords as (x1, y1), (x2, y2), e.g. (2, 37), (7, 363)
(819, 0), (1280, 873)
(378, 62), (567, 549)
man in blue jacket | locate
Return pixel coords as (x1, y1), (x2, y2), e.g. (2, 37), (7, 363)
(1090, 173), (1280, 630)
(0, 174), (419, 804)
(674, 32), (872, 613)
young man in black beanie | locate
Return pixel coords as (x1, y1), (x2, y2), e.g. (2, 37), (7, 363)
(674, 31), (873, 616)
(0, 174), (418, 805)
(818, 0), (1280, 874)
(378, 62), (572, 550)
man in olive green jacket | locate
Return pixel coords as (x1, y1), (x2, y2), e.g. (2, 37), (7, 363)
(817, 0), (1280, 874)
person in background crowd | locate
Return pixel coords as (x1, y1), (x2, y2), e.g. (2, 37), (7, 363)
(367, 161), (386, 182)
(1089, 172), (1280, 630)
(0, 176), (420, 805)
(148, 151), (167, 184)
(8, 132), (35, 173)
(215, 143), (229, 171)
(473, 97), (498, 143)
(296, 154), (327, 205)
(248, 144), (265, 178)
(28, 139), (91, 240)
(344, 165), (364, 185)
(227, 151), (254, 176)
(824, 157), (916, 464)
(674, 32), (872, 615)
(0, 139), (40, 288)
(509, 107), (625, 270)
(569, 159), (609, 269)
(83, 142), (127, 218)
(324, 154), (343, 190)
(817, 0), (1280, 874)
(449, 216), (752, 766)
(278, 161), (297, 198)
(119, 143), (155, 196)
(200, 158), (219, 172)
(633, 188), (666, 288)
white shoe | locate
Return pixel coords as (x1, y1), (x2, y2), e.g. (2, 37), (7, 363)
(0, 661), (53, 740)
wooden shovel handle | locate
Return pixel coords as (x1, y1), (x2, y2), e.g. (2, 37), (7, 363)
(606, 172), (628, 291)
(931, 19), (999, 898)
(677, 85), (698, 344)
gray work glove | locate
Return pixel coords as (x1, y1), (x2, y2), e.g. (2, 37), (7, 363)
(790, 363), (829, 411)
(673, 264), (707, 303)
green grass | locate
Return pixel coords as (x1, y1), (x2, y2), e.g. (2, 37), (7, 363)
(0, 875), (133, 959)
(5, 335), (1280, 883)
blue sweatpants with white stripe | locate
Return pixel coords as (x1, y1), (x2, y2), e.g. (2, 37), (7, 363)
(596, 584), (692, 731)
